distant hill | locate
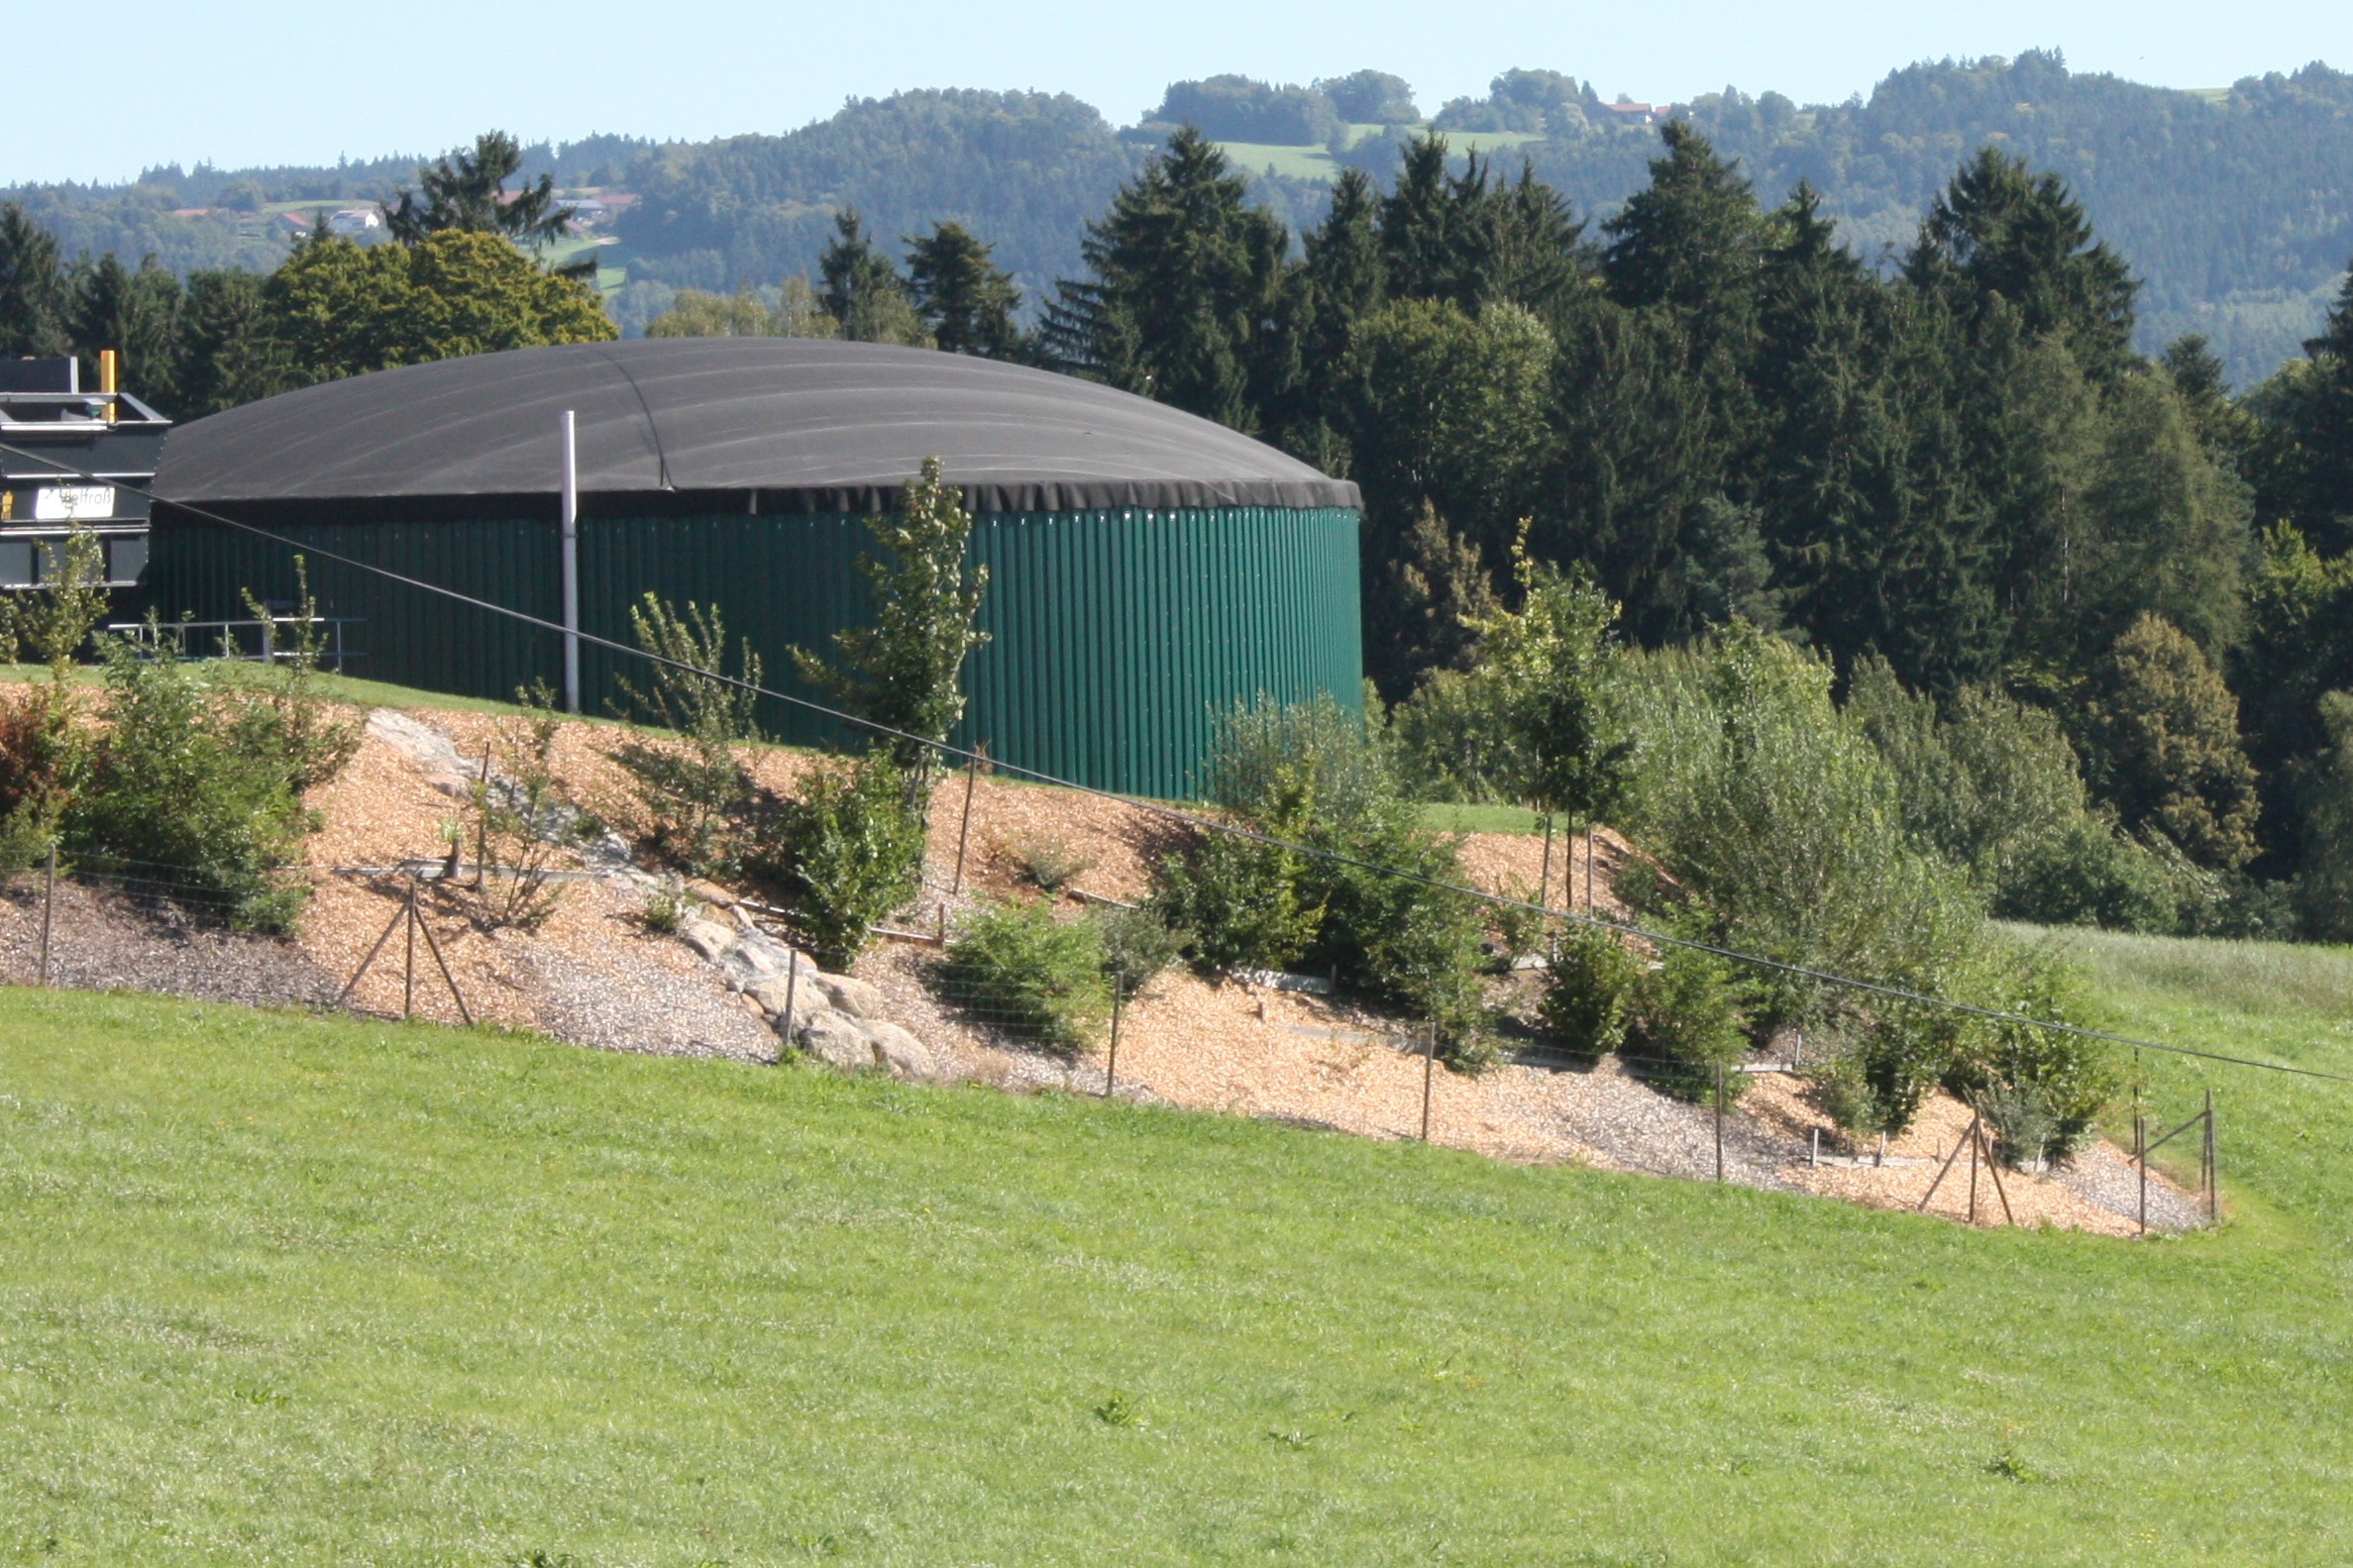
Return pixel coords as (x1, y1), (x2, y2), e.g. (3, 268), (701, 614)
(7, 52), (2350, 386)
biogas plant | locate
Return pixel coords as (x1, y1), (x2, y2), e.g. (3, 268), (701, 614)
(153, 338), (1364, 797)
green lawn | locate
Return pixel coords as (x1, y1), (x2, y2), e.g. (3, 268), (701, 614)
(1216, 128), (1546, 184)
(4, 932), (2352, 1563)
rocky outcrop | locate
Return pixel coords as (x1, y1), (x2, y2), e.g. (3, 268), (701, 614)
(666, 897), (938, 1082)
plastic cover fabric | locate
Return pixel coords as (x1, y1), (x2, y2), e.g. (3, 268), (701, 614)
(155, 338), (1360, 515)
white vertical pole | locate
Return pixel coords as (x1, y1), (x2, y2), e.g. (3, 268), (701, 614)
(560, 409), (580, 714)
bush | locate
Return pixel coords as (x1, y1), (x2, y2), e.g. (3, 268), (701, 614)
(0, 683), (82, 870)
(469, 683), (578, 931)
(233, 561), (363, 794)
(1092, 903), (1186, 1001)
(1539, 923), (1643, 1060)
(611, 593), (762, 878)
(1157, 695), (1496, 1066)
(940, 895), (1110, 1052)
(1942, 948), (2119, 1164)
(1627, 927), (1753, 1101)
(754, 754), (926, 971)
(71, 639), (313, 931)
(1008, 831), (1094, 893)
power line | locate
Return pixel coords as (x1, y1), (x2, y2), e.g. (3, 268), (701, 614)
(9, 438), (2352, 1088)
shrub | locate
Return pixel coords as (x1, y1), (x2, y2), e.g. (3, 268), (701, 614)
(611, 593), (762, 878)
(71, 638), (312, 931)
(1942, 947), (2119, 1164)
(1628, 927), (1753, 1101)
(0, 683), (83, 870)
(641, 885), (686, 935)
(940, 895), (1111, 1052)
(1157, 694), (1496, 1066)
(1008, 831), (1094, 893)
(232, 560), (363, 793)
(1539, 923), (1643, 1060)
(755, 754), (926, 971)
(470, 683), (577, 931)
(1092, 903), (1186, 1001)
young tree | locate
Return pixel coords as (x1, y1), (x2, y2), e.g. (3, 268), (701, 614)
(818, 209), (928, 346)
(2298, 690), (2353, 942)
(2077, 612), (2261, 871)
(1457, 537), (1631, 836)
(384, 131), (575, 247)
(905, 222), (1023, 359)
(793, 457), (991, 776)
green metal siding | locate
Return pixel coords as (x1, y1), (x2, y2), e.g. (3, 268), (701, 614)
(148, 505), (1361, 800)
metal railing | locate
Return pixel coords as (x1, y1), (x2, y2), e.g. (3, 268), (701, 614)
(105, 615), (366, 674)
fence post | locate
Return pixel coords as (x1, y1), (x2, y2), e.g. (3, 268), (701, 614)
(39, 841), (56, 986)
(2136, 1112), (2148, 1237)
(1420, 1020), (1437, 1142)
(1713, 1062), (1725, 1183)
(1968, 1109), (1980, 1224)
(1106, 983), (1123, 1098)
(951, 746), (983, 895)
(2205, 1087), (2218, 1226)
(1537, 814), (1552, 910)
(402, 883), (417, 1019)
(778, 951), (801, 1060)
(475, 751), (491, 889)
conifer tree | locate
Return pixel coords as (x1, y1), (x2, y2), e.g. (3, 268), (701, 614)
(1042, 128), (1292, 431)
(819, 208), (928, 346)
(0, 203), (63, 357)
(385, 132), (574, 246)
(905, 222), (1023, 359)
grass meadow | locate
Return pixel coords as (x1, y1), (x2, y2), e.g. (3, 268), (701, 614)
(3, 929), (2351, 1564)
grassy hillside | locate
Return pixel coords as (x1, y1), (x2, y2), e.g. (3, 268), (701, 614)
(3, 933), (2351, 1563)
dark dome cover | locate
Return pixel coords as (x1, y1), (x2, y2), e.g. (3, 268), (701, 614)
(157, 338), (1359, 515)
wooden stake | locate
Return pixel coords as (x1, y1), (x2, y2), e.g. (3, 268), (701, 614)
(411, 898), (474, 1027)
(402, 884), (417, 1019)
(950, 745), (983, 894)
(475, 751), (491, 889)
(2205, 1087), (2218, 1226)
(335, 896), (411, 1010)
(1537, 815), (1552, 910)
(2137, 1113), (2148, 1237)
(1978, 1119), (2015, 1226)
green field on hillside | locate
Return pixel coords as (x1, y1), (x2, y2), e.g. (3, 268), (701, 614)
(3, 930), (2351, 1564)
(1216, 129), (1545, 183)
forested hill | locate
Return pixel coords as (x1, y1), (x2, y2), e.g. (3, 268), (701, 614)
(8, 53), (2351, 383)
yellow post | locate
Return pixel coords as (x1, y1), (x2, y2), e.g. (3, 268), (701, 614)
(99, 349), (118, 422)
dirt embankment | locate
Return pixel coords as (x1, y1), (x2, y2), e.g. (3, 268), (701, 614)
(0, 700), (2203, 1236)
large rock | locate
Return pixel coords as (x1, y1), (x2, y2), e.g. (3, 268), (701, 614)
(865, 1022), (936, 1082)
(794, 1009), (873, 1073)
(721, 930), (810, 990)
(745, 969), (820, 1020)
(681, 918), (737, 961)
(809, 972), (888, 1020)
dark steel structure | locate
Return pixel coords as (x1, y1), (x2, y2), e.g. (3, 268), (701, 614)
(152, 339), (1363, 798)
(0, 356), (168, 597)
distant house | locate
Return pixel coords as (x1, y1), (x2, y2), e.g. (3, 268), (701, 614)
(565, 197), (608, 227)
(327, 208), (381, 236)
(169, 207), (213, 219)
(1605, 100), (1666, 126)
(274, 211), (310, 235)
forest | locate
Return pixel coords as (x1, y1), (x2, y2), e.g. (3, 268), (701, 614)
(6, 53), (2353, 383)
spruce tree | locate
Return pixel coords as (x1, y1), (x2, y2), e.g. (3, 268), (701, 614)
(0, 203), (63, 357)
(819, 209), (927, 346)
(385, 131), (574, 246)
(67, 253), (182, 409)
(905, 222), (1023, 359)
(1041, 128), (1292, 431)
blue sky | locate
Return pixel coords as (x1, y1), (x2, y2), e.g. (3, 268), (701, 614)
(14, 0), (2350, 184)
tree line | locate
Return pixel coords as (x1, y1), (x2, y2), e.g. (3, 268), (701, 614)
(0, 135), (613, 418)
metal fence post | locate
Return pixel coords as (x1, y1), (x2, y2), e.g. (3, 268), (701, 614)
(1106, 983), (1123, 1098)
(1420, 1020), (1437, 1142)
(2205, 1087), (2218, 1226)
(39, 842), (56, 985)
(2136, 1113), (2148, 1237)
(1713, 1062), (1726, 1183)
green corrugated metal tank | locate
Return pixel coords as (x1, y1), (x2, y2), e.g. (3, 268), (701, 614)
(150, 340), (1362, 799)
